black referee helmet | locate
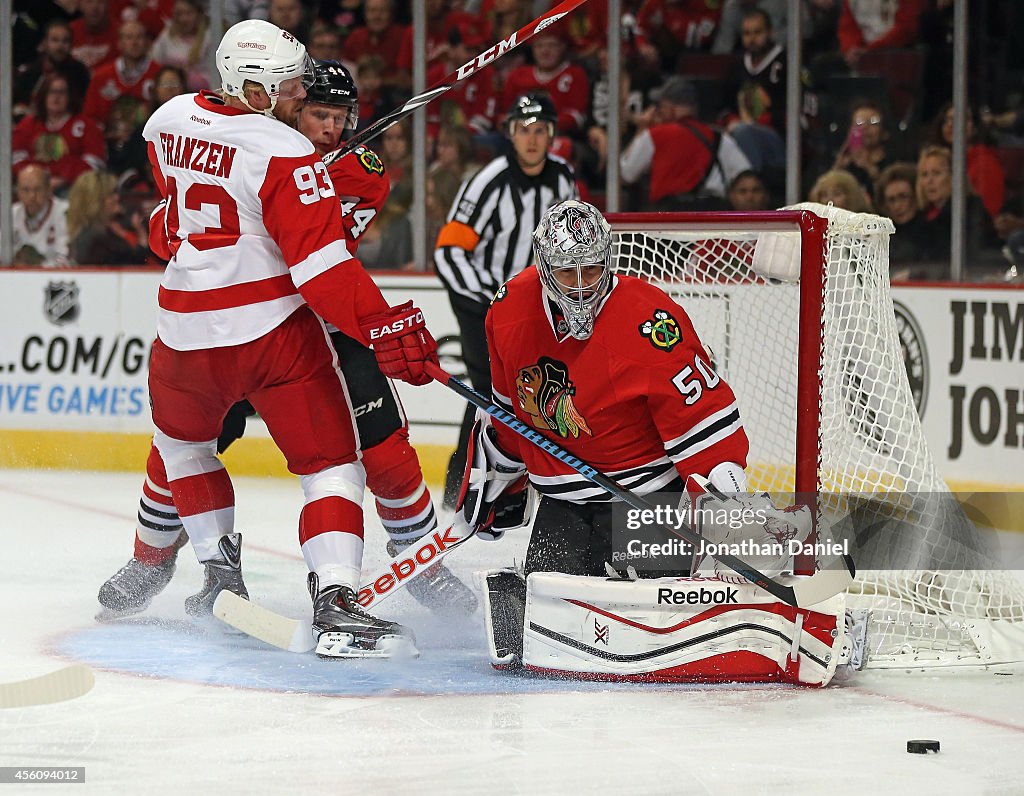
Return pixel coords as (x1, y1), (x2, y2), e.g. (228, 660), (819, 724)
(505, 92), (558, 136)
(306, 59), (359, 129)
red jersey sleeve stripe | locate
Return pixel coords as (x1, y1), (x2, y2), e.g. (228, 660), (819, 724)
(159, 273), (297, 313)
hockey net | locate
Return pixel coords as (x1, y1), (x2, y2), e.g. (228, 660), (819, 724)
(607, 203), (1024, 669)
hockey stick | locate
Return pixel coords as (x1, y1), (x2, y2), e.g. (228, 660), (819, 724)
(213, 524), (476, 651)
(425, 361), (856, 609)
(336, 0), (591, 156)
(0, 665), (94, 709)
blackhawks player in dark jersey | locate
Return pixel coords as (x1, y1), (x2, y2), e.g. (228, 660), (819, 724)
(98, 60), (476, 626)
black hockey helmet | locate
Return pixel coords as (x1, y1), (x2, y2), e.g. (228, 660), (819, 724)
(306, 59), (359, 129)
(505, 92), (558, 136)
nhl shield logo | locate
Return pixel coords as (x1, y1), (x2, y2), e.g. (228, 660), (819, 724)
(44, 281), (80, 325)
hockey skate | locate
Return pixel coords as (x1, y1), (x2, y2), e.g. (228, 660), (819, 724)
(96, 531), (187, 620)
(184, 533), (249, 617)
(387, 539), (478, 615)
(308, 573), (418, 658)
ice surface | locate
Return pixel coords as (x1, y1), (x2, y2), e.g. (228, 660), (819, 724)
(1, 469), (1022, 794)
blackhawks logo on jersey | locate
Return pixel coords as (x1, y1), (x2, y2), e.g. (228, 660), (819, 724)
(357, 147), (384, 176)
(492, 283), (508, 304)
(639, 310), (682, 352)
(515, 357), (592, 439)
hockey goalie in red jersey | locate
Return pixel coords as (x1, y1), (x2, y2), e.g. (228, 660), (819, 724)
(457, 199), (855, 685)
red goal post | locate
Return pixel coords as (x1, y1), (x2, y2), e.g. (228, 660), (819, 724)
(605, 203), (1024, 669)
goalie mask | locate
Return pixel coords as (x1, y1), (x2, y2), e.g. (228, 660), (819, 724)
(533, 200), (614, 340)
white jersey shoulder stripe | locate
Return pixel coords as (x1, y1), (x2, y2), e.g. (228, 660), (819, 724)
(290, 239), (353, 288)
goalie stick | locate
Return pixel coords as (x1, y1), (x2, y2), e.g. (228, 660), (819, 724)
(336, 0), (591, 157)
(424, 361), (856, 609)
(213, 524), (476, 651)
(0, 665), (94, 709)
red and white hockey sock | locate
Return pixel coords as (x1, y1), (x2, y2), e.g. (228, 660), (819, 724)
(299, 463), (366, 591)
(362, 430), (437, 548)
(134, 444), (185, 566)
(153, 432), (235, 563)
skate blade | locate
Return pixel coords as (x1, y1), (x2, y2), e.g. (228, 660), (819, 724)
(95, 606), (148, 623)
(315, 632), (420, 659)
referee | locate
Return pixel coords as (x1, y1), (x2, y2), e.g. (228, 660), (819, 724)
(435, 93), (579, 506)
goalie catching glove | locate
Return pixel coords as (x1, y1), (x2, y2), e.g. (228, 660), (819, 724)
(360, 301), (438, 386)
(686, 473), (812, 578)
(453, 412), (532, 541)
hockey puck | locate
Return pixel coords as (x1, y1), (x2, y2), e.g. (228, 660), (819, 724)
(907, 740), (940, 754)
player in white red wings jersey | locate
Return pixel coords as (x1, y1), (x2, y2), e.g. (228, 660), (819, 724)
(106, 21), (439, 658)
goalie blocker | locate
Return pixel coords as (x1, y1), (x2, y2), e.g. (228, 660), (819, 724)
(483, 570), (858, 686)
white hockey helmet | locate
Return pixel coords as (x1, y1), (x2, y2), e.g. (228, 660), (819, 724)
(216, 19), (315, 115)
(533, 199), (614, 341)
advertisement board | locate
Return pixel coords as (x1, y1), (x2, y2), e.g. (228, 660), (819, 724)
(1, 270), (1021, 495)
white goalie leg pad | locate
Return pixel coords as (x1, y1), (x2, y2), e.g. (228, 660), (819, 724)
(522, 573), (848, 686)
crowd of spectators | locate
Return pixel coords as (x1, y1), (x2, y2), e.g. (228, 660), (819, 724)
(6, 0), (1024, 279)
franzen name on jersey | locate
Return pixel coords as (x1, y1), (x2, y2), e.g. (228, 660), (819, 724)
(156, 133), (238, 178)
(486, 268), (749, 502)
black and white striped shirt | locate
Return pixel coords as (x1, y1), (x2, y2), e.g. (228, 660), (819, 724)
(434, 152), (578, 305)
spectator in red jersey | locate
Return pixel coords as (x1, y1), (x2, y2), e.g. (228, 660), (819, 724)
(501, 28), (590, 137)
(395, 0), (482, 79)
(111, 0), (177, 38)
(67, 170), (150, 266)
(13, 19), (92, 122)
(83, 21), (163, 129)
(620, 75), (751, 210)
(479, 0), (534, 89)
(151, 0), (216, 90)
(425, 19), (497, 138)
(637, 0), (724, 64)
(12, 73), (107, 195)
(71, 0), (120, 69)
(341, 0), (409, 90)
(925, 102), (1006, 220)
(838, 0), (923, 70)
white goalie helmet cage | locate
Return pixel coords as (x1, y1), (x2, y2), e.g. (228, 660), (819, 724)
(216, 19), (315, 114)
(533, 199), (614, 340)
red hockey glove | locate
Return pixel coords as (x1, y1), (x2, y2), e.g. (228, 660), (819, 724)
(360, 301), (438, 386)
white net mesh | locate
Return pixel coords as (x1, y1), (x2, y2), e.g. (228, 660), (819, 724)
(610, 203), (1024, 668)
